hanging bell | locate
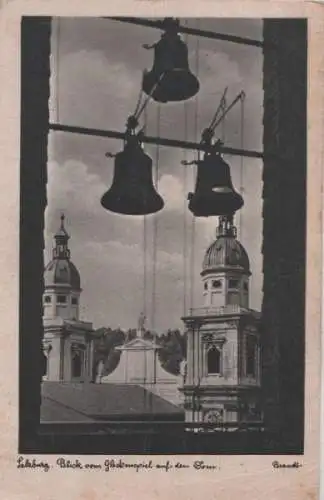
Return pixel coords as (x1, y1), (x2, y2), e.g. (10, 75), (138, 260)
(188, 150), (244, 217)
(101, 131), (164, 216)
(142, 18), (200, 103)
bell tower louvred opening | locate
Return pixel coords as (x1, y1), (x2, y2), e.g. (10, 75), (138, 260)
(53, 214), (71, 260)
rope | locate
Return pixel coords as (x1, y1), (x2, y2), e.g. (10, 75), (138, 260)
(209, 87), (228, 134)
(143, 219), (147, 318)
(151, 103), (160, 333)
(142, 106), (148, 319)
(182, 20), (189, 317)
(182, 99), (189, 316)
(133, 87), (144, 119)
(221, 94), (226, 143)
(190, 20), (200, 311)
(239, 93), (245, 241)
(55, 18), (60, 123)
(134, 72), (165, 122)
(143, 102), (148, 135)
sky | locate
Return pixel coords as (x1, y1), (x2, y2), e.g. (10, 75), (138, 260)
(45, 17), (264, 332)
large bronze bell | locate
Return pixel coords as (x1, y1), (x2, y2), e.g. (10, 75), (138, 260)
(142, 18), (200, 103)
(101, 132), (164, 216)
(188, 149), (244, 217)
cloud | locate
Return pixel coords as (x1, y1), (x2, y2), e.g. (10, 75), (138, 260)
(83, 239), (184, 277)
(44, 157), (144, 260)
(46, 159), (107, 215)
(158, 173), (186, 212)
(46, 19), (264, 331)
(72, 238), (187, 331)
(50, 48), (144, 131)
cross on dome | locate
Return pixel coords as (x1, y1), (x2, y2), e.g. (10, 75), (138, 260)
(216, 214), (237, 238)
(44, 215), (81, 290)
(53, 213), (70, 260)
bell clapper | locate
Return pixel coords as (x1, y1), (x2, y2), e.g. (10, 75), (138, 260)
(181, 159), (198, 166)
(142, 43), (156, 50)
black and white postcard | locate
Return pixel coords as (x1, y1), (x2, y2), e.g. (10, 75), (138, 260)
(0, 1), (322, 499)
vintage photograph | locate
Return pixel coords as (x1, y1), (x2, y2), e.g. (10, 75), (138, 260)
(20, 16), (307, 455)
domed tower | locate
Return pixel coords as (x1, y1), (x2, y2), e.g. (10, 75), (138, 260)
(201, 215), (250, 309)
(180, 215), (262, 428)
(42, 215), (94, 383)
(43, 214), (81, 321)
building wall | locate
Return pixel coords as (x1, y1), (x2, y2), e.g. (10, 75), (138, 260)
(19, 17), (51, 449)
(262, 19), (307, 451)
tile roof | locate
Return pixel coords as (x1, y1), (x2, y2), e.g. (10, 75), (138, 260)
(41, 382), (184, 423)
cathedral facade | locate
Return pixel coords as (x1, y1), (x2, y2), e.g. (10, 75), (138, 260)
(41, 214), (262, 428)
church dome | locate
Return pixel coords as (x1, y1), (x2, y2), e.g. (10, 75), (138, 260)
(44, 259), (81, 289)
(44, 214), (81, 290)
(202, 216), (250, 275)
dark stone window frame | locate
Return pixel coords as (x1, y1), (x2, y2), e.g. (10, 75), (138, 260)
(206, 344), (222, 375)
(19, 17), (307, 454)
(71, 349), (84, 378)
(212, 279), (222, 289)
(245, 334), (257, 378)
(228, 278), (240, 289)
(57, 295), (67, 304)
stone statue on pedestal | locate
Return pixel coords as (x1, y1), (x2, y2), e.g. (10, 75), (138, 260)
(137, 312), (146, 338)
(180, 359), (187, 382)
(95, 359), (105, 384)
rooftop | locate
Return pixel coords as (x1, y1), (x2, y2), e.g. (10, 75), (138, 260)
(41, 382), (184, 423)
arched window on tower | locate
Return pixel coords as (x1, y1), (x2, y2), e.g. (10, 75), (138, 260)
(207, 345), (221, 375)
(246, 335), (257, 377)
(227, 278), (241, 306)
(71, 349), (83, 378)
(42, 344), (51, 380)
(42, 351), (48, 377)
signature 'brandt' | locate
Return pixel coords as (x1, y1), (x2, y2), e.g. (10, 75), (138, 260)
(272, 461), (302, 469)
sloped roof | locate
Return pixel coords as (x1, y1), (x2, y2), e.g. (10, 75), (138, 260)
(41, 382), (183, 423)
(202, 236), (250, 274)
(41, 393), (96, 423)
(44, 259), (81, 290)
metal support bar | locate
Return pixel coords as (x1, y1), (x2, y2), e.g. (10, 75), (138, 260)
(106, 17), (267, 49)
(49, 123), (264, 160)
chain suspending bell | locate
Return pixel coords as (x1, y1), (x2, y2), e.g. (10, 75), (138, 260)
(142, 18), (200, 103)
(101, 116), (164, 216)
(185, 129), (244, 217)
